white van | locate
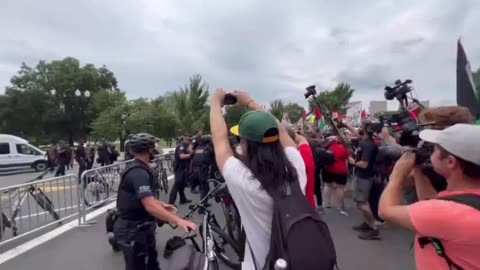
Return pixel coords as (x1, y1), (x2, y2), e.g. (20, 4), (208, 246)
(0, 134), (48, 173)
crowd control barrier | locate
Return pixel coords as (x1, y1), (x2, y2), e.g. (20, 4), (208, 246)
(78, 151), (175, 225)
(0, 174), (79, 247)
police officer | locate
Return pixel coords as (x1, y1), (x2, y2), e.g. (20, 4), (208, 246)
(114, 133), (197, 270)
(168, 134), (193, 205)
(190, 135), (215, 202)
(124, 134), (134, 160)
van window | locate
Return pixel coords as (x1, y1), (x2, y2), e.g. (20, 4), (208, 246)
(0, 143), (10, 154)
(16, 144), (42, 155)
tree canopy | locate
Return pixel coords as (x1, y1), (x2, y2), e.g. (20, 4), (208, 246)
(1, 57), (358, 145)
(0, 58), (118, 145)
(308, 83), (355, 113)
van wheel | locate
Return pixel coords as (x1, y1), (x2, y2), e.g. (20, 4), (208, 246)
(33, 161), (48, 172)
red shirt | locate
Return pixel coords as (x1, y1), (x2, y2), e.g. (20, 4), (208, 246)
(325, 143), (349, 175)
(298, 144), (316, 207)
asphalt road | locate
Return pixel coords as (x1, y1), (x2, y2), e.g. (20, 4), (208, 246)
(0, 192), (416, 270)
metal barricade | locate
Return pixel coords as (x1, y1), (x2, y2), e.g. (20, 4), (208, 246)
(79, 160), (135, 224)
(78, 153), (175, 225)
(0, 174), (79, 247)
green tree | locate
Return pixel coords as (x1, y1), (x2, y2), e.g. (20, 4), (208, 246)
(1, 57), (118, 145)
(308, 83), (355, 113)
(169, 74), (210, 134)
(224, 105), (249, 128)
(284, 103), (304, 123)
(269, 99), (285, 120)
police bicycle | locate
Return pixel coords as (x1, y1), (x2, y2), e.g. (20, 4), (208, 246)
(1, 170), (61, 240)
(168, 179), (243, 270)
(152, 156), (170, 195)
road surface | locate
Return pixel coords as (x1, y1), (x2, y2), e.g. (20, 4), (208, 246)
(0, 194), (416, 270)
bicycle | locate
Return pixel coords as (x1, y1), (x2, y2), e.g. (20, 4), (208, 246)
(168, 179), (243, 270)
(1, 170), (61, 240)
(214, 185), (244, 246)
(82, 167), (120, 209)
(152, 158), (169, 195)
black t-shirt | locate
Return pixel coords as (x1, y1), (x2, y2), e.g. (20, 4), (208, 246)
(174, 143), (190, 170)
(354, 138), (378, 179)
(116, 166), (156, 221)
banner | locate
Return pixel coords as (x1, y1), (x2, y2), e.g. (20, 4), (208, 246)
(346, 102), (363, 126)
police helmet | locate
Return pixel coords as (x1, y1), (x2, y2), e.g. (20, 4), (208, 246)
(130, 133), (158, 153)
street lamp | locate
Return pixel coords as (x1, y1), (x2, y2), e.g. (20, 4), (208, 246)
(75, 89), (91, 97)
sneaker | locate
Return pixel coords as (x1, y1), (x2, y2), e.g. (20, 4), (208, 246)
(374, 220), (385, 228)
(338, 208), (349, 216)
(352, 222), (371, 232)
(358, 229), (381, 240)
(107, 232), (121, 252)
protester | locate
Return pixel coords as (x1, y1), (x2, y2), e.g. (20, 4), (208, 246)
(323, 135), (350, 214)
(209, 89), (307, 269)
(379, 124), (480, 270)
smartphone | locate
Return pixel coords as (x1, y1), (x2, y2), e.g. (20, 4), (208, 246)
(224, 94), (237, 105)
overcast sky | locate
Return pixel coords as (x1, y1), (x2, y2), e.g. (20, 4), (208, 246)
(1, 0), (479, 110)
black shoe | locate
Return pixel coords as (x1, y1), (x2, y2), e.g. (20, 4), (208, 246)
(180, 199), (192, 205)
(358, 229), (381, 240)
(352, 222), (372, 232)
(203, 202), (212, 208)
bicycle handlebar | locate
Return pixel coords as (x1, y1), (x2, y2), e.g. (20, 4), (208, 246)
(166, 179), (226, 229)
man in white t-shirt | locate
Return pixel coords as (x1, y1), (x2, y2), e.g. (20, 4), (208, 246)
(209, 89), (307, 269)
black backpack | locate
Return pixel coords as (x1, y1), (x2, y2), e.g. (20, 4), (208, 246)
(417, 194), (480, 270)
(313, 147), (335, 169)
(251, 180), (338, 270)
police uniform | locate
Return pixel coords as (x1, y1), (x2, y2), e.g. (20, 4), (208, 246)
(124, 140), (134, 160)
(114, 159), (160, 270)
(190, 139), (215, 200)
(168, 142), (190, 205)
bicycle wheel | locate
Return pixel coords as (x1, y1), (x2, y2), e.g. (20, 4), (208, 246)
(223, 204), (242, 243)
(210, 224), (242, 270)
(35, 192), (61, 221)
(161, 169), (169, 194)
(83, 178), (109, 209)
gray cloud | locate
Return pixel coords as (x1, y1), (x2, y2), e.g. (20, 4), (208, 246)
(1, 0), (480, 110)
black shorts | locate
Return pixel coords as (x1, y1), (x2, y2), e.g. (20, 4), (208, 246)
(323, 171), (348, 185)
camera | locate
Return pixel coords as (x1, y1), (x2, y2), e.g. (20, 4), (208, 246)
(305, 85), (317, 99)
(384, 79), (413, 101)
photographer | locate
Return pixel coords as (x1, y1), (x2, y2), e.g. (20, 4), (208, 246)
(378, 106), (475, 200)
(347, 123), (380, 240)
(379, 124), (480, 270)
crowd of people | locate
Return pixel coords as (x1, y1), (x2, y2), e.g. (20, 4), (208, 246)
(101, 89), (480, 270)
(45, 139), (120, 179)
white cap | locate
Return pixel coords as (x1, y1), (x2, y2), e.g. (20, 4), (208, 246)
(419, 124), (480, 166)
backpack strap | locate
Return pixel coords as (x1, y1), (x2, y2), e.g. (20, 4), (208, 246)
(436, 193), (480, 211)
(417, 193), (480, 270)
(246, 237), (259, 270)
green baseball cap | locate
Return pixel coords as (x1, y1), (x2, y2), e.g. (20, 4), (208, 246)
(230, 111), (279, 143)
